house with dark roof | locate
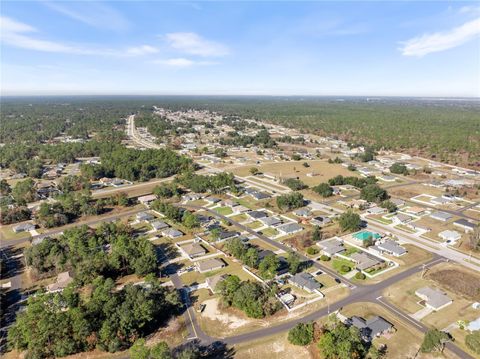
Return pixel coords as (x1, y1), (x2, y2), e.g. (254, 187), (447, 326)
(248, 210), (268, 220)
(453, 219), (476, 233)
(289, 272), (322, 293)
(310, 216), (332, 227)
(349, 315), (394, 341)
(251, 191), (271, 200)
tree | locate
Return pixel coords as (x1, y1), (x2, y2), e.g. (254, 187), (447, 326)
(338, 210), (361, 232)
(12, 178), (37, 204)
(283, 178), (307, 191)
(182, 211), (199, 229)
(276, 192), (304, 211)
(130, 339), (151, 359)
(302, 162), (310, 168)
(317, 320), (368, 359)
(347, 164), (356, 171)
(312, 225), (322, 241)
(287, 251), (301, 274)
(0, 179), (11, 196)
(313, 183), (333, 197)
(389, 162), (409, 175)
(380, 200), (397, 213)
(288, 322), (314, 345)
(465, 330), (480, 355)
(355, 272), (366, 280)
(360, 184), (389, 203)
(258, 254), (279, 279)
(249, 167), (260, 175)
(420, 329), (451, 353)
(470, 224), (480, 251)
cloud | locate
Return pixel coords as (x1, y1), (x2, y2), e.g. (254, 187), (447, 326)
(152, 57), (217, 67)
(126, 45), (159, 56)
(164, 32), (229, 57)
(43, 1), (130, 31)
(400, 18), (480, 56)
(0, 16), (158, 56)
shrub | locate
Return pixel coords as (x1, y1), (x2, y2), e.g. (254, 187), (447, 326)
(355, 272), (366, 280)
(320, 255), (331, 261)
(306, 247), (318, 255)
(340, 265), (351, 273)
(288, 323), (314, 346)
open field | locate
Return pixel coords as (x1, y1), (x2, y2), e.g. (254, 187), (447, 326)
(231, 160), (358, 187)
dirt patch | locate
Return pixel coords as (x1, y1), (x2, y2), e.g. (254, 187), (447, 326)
(201, 298), (251, 329)
(427, 269), (480, 300)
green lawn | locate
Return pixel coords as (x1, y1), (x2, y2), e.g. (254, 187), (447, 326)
(344, 246), (360, 256)
(215, 206), (233, 216)
(332, 258), (355, 274)
(260, 227), (279, 237)
(230, 214), (248, 222)
(245, 220), (263, 229)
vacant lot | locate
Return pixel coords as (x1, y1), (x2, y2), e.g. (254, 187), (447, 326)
(427, 267), (480, 301)
(234, 332), (311, 359)
(231, 160), (357, 187)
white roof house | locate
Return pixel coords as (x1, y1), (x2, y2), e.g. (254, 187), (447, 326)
(438, 230), (461, 243)
(277, 223), (303, 235)
(415, 287), (452, 310)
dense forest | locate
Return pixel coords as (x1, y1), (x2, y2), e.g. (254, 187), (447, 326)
(2, 96), (479, 166)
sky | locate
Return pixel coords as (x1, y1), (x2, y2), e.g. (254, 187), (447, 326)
(1, 1), (479, 97)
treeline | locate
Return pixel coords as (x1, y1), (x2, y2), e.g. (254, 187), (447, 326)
(0, 98), (140, 144)
(8, 277), (180, 357)
(219, 129), (276, 148)
(25, 223), (158, 283)
(175, 171), (236, 194)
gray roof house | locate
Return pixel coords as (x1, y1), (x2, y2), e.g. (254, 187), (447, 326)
(150, 220), (169, 231)
(259, 216), (282, 227)
(317, 238), (345, 257)
(13, 223), (35, 233)
(349, 316), (394, 341)
(276, 222), (303, 235)
(390, 198), (406, 207)
(415, 287), (452, 310)
(215, 230), (239, 241)
(196, 258), (226, 273)
(453, 219), (476, 233)
(46, 271), (74, 293)
(179, 243), (207, 258)
(162, 228), (184, 238)
(393, 213), (413, 224)
(430, 211), (453, 222)
(289, 272), (322, 293)
(136, 212), (155, 222)
(374, 240), (407, 257)
(251, 191), (271, 200)
(205, 197), (221, 204)
(310, 216), (332, 227)
(350, 252), (383, 271)
(293, 208), (311, 217)
(248, 210), (268, 220)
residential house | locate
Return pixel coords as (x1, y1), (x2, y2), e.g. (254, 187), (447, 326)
(350, 252), (384, 272)
(179, 243), (207, 259)
(453, 219), (476, 233)
(349, 316), (394, 341)
(138, 194), (157, 205)
(392, 213), (413, 224)
(251, 191), (271, 200)
(259, 216), (282, 227)
(367, 207), (387, 215)
(289, 272), (322, 293)
(310, 216), (332, 227)
(390, 198), (405, 207)
(232, 205), (249, 214)
(162, 228), (184, 239)
(247, 210), (268, 220)
(293, 208), (311, 218)
(13, 223), (35, 233)
(196, 258), (226, 273)
(317, 238), (345, 257)
(430, 211), (453, 222)
(205, 197), (221, 205)
(206, 274), (225, 292)
(46, 271), (74, 293)
(276, 223), (303, 235)
(371, 240), (406, 257)
(136, 212), (154, 222)
(415, 287), (452, 311)
(438, 230), (461, 243)
(405, 207), (426, 216)
(150, 220), (169, 231)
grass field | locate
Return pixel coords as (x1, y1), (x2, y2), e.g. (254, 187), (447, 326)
(260, 227), (279, 237)
(215, 206), (233, 216)
(331, 257), (355, 274)
(231, 160), (358, 187)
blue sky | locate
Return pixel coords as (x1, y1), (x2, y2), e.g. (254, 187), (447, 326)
(1, 1), (479, 96)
